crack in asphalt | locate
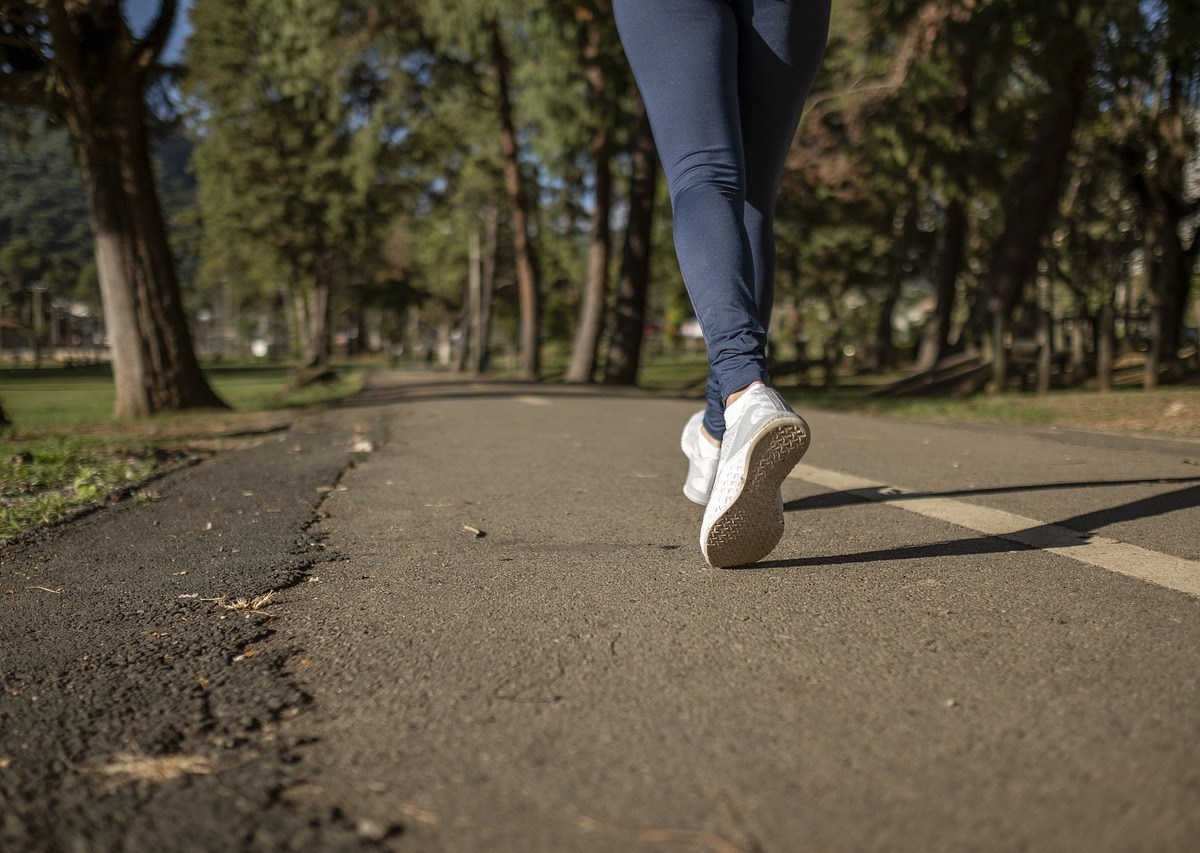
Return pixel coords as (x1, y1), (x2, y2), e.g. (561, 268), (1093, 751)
(0, 411), (389, 852)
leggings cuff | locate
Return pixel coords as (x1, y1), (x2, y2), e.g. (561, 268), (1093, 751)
(720, 363), (770, 403)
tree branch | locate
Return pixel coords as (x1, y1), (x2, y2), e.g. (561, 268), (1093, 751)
(134, 0), (177, 75)
(803, 9), (926, 125)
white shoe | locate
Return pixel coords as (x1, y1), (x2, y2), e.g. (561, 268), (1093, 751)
(680, 410), (719, 505)
(700, 383), (810, 568)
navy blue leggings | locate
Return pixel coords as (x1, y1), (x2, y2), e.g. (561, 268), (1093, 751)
(613, 0), (830, 440)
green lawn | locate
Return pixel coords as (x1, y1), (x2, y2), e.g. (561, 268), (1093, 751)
(1, 362), (367, 430)
(0, 361), (369, 541)
(787, 385), (1200, 439)
(605, 353), (1200, 440)
(0, 434), (171, 539)
(2, 356), (1195, 542)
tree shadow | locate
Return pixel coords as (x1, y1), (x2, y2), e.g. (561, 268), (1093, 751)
(745, 481), (1200, 570)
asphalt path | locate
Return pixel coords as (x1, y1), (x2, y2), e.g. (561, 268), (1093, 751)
(3, 370), (1199, 852)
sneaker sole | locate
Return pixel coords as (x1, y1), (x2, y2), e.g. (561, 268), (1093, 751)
(702, 418), (810, 568)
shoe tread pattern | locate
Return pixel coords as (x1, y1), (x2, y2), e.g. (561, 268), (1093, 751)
(703, 420), (809, 568)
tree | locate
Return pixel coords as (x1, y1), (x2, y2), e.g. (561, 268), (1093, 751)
(0, 0), (225, 417)
(0, 108), (92, 271)
(1112, 0), (1200, 383)
(562, 2), (620, 384)
(419, 0), (544, 380)
(965, 16), (1096, 348)
(0, 237), (44, 324)
(186, 0), (412, 378)
(485, 16), (541, 380)
(603, 96), (658, 385)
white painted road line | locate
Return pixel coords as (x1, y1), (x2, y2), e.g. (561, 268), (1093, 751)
(790, 463), (1200, 599)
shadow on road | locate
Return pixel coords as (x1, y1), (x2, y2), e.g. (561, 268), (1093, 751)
(783, 476), (1200, 513)
(753, 481), (1200, 570)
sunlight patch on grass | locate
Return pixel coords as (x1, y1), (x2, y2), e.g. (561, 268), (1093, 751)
(0, 436), (180, 541)
(0, 362), (369, 540)
(0, 362), (368, 431)
(787, 386), (1200, 438)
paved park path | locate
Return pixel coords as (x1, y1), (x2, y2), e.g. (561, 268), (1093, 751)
(3, 370), (1200, 851)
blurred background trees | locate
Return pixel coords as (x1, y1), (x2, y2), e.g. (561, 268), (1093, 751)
(2, 0), (1198, 414)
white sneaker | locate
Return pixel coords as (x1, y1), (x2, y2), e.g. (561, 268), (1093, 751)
(680, 410), (719, 506)
(700, 383), (810, 567)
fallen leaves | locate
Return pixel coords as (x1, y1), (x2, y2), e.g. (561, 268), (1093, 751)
(98, 753), (213, 788)
(576, 815), (741, 853)
(202, 591), (276, 614)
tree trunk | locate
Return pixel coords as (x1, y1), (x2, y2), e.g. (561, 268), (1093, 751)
(917, 48), (974, 370)
(603, 97), (657, 386)
(917, 198), (967, 369)
(990, 310), (1008, 392)
(487, 18), (540, 381)
(1036, 301), (1052, 395)
(458, 227), (482, 374)
(565, 21), (613, 384)
(46, 0), (226, 419)
(1133, 65), (1200, 368)
(564, 152), (612, 382)
(473, 205), (500, 374)
(292, 279), (332, 370)
(1069, 307), (1089, 387)
(823, 336), (839, 391)
(1144, 303), (1161, 389)
(1097, 300), (1114, 392)
(967, 42), (1092, 342)
(869, 194), (919, 372)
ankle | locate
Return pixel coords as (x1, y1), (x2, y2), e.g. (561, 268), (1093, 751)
(699, 425), (721, 448)
(725, 380), (765, 409)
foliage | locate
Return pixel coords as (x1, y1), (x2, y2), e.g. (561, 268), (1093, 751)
(0, 107), (200, 319)
(777, 0), (1200, 384)
(6, 0), (1199, 393)
(184, 0), (416, 367)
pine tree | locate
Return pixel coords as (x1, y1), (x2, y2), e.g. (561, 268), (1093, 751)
(185, 0), (411, 377)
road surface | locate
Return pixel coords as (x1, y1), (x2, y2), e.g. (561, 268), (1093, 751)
(3, 370), (1199, 851)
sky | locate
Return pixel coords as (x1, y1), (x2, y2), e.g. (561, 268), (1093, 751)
(121, 0), (194, 64)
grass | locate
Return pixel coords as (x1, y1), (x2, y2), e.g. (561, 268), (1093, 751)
(619, 352), (1200, 440)
(0, 361), (369, 541)
(0, 362), (368, 430)
(2, 353), (1195, 542)
(0, 434), (175, 539)
(789, 386), (1200, 439)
